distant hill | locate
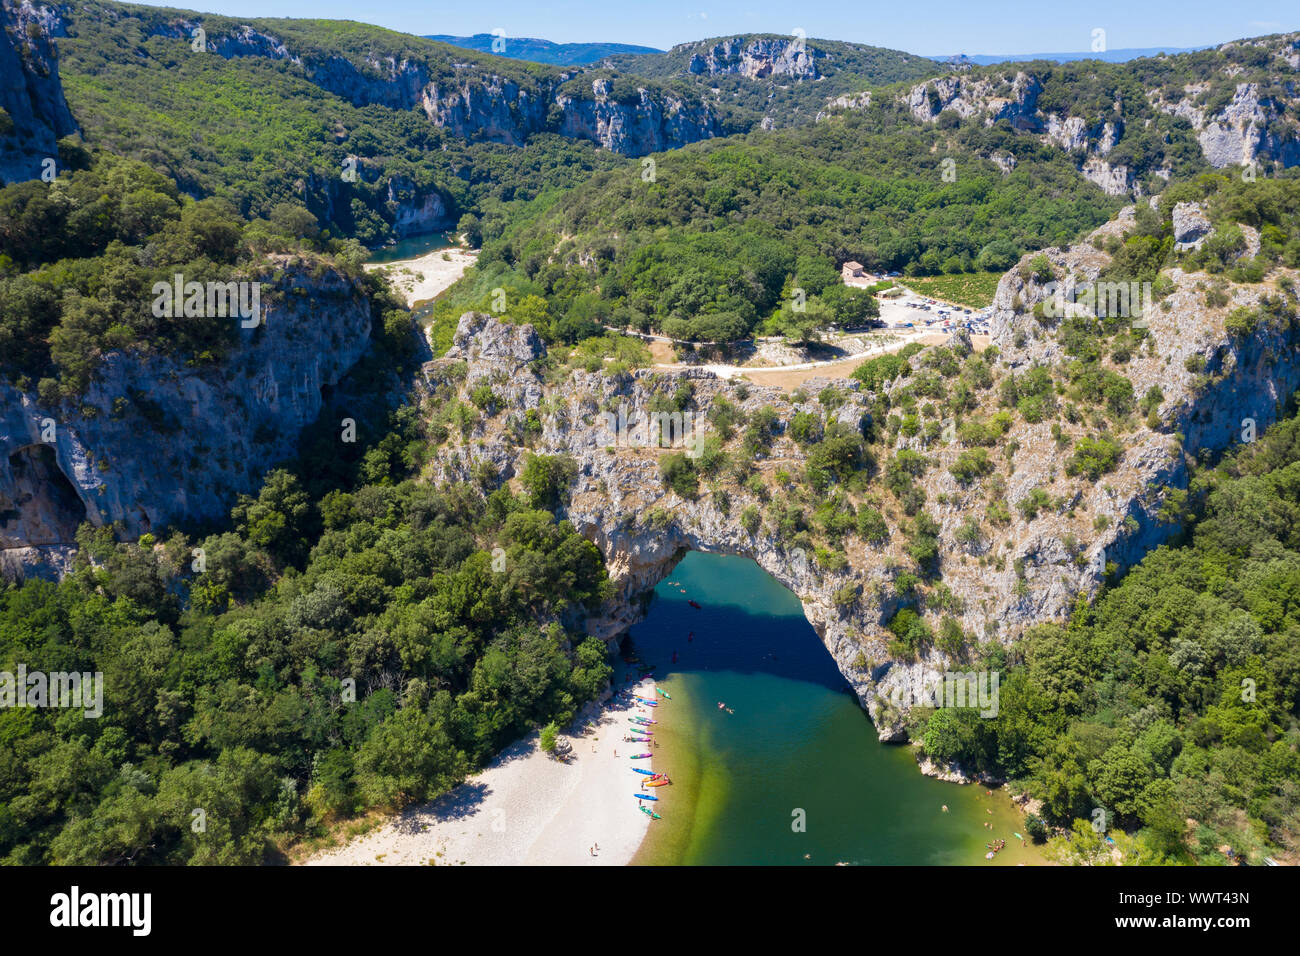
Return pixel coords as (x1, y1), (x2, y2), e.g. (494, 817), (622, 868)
(426, 33), (661, 65)
(603, 34), (940, 132)
(932, 46), (1210, 65)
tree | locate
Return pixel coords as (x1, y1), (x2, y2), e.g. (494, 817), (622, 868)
(519, 454), (577, 510)
(354, 707), (468, 808)
(540, 721), (560, 753)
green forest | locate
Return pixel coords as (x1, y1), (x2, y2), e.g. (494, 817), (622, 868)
(433, 106), (1124, 346)
(0, 416), (613, 863)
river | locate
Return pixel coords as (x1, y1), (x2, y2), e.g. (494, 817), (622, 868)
(627, 551), (1044, 865)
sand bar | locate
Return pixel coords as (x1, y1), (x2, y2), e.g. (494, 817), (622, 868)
(363, 246), (478, 309)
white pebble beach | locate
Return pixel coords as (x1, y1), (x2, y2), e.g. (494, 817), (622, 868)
(304, 675), (661, 866)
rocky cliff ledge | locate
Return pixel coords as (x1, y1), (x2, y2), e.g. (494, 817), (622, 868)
(420, 206), (1300, 739)
(0, 264), (372, 580)
(0, 0), (77, 184)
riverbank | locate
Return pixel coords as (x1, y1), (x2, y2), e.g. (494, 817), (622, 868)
(304, 674), (655, 866)
(362, 245), (477, 309)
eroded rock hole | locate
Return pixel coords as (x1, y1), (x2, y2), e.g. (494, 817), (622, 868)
(0, 444), (87, 547)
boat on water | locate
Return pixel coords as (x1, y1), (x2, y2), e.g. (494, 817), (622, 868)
(639, 806), (661, 820)
(688, 600), (701, 609)
(657, 688), (671, 699)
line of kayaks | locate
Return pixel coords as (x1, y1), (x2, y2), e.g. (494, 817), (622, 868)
(628, 677), (669, 820)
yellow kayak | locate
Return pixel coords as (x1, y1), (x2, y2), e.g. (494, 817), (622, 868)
(643, 779), (670, 787)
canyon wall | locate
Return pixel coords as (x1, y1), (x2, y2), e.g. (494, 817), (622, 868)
(422, 203), (1300, 739)
(0, 264), (372, 580)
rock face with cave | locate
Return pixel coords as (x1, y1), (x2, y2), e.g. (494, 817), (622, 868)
(0, 265), (372, 580)
(423, 203), (1300, 738)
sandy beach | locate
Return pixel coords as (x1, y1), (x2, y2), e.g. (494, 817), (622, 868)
(363, 246), (478, 309)
(305, 676), (663, 866)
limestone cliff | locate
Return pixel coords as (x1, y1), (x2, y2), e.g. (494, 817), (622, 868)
(420, 205), (1300, 739)
(554, 78), (719, 153)
(142, 15), (718, 158)
(0, 0), (77, 184)
(0, 263), (372, 580)
(850, 35), (1300, 197)
(682, 36), (820, 79)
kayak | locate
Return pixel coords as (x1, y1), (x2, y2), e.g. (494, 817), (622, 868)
(643, 779), (669, 787)
(639, 806), (661, 820)
(632, 768), (657, 775)
(657, 689), (671, 699)
(634, 793), (659, 801)
(688, 600), (701, 609)
(627, 738), (651, 743)
(630, 717), (656, 724)
(632, 697), (658, 706)
(1013, 833), (1024, 841)
(630, 753), (652, 759)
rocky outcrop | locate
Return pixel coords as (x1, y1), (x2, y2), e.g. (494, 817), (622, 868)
(384, 175), (450, 237)
(1165, 82), (1300, 170)
(420, 72), (550, 146)
(554, 78), (719, 153)
(882, 38), (1300, 194)
(683, 36), (820, 79)
(1172, 200), (1213, 250)
(424, 203), (1300, 739)
(0, 0), (77, 184)
(0, 264), (373, 580)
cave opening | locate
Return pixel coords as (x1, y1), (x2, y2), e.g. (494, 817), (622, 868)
(0, 444), (87, 548)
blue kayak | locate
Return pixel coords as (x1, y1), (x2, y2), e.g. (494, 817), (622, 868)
(634, 793), (659, 801)
(632, 768), (657, 775)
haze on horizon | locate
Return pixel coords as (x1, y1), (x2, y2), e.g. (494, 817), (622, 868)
(119, 0), (1298, 58)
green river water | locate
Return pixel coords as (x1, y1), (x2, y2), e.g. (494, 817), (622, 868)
(627, 551), (1044, 866)
(364, 230), (455, 263)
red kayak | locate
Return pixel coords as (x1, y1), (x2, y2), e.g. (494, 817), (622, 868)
(688, 600), (701, 609)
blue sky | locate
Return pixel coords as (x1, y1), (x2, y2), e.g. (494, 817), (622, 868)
(129, 0), (1297, 55)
